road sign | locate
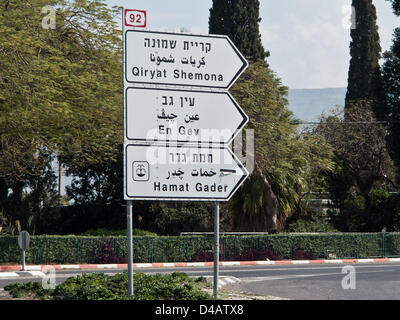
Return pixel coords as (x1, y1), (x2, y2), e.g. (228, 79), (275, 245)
(124, 30), (248, 89)
(125, 87), (248, 144)
(18, 231), (30, 251)
(122, 10), (249, 299)
(124, 9), (146, 28)
(124, 144), (249, 201)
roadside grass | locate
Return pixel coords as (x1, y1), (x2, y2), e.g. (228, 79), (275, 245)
(4, 272), (211, 300)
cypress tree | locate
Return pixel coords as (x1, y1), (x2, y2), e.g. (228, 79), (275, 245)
(345, 0), (386, 121)
(382, 0), (400, 179)
(388, 0), (400, 15)
(208, 0), (268, 62)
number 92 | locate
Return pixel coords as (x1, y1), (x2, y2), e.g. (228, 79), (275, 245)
(125, 9), (146, 27)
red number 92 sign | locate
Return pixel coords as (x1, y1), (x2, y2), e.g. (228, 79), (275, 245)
(124, 9), (146, 28)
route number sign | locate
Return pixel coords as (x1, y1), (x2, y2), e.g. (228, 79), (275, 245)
(125, 9), (146, 28)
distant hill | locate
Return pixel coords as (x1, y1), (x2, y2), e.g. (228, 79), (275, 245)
(287, 88), (346, 122)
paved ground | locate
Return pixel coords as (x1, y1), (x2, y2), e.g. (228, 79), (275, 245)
(229, 263), (400, 300)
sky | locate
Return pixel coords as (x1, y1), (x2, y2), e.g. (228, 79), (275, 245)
(106, 0), (399, 89)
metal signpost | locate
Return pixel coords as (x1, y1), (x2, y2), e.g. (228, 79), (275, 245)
(122, 8), (249, 298)
(213, 201), (220, 298)
(126, 200), (133, 296)
(17, 230), (30, 271)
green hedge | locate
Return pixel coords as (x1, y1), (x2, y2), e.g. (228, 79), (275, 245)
(221, 233), (385, 260)
(1, 233), (400, 265)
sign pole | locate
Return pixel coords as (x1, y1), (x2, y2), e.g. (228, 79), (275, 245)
(18, 231), (30, 271)
(21, 249), (25, 271)
(213, 201), (220, 298)
(123, 8), (133, 298)
(127, 200), (134, 297)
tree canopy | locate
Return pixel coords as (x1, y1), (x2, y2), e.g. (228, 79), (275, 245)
(0, 0), (122, 174)
(345, 0), (386, 121)
(386, 0), (400, 15)
(208, 0), (268, 62)
(314, 102), (395, 199)
(1, 0), (399, 235)
(0, 0), (122, 229)
(382, 1), (400, 181)
(229, 61), (334, 231)
(208, 1), (333, 232)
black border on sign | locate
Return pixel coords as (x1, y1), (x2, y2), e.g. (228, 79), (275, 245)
(124, 143), (248, 201)
(124, 29), (248, 90)
(124, 87), (249, 144)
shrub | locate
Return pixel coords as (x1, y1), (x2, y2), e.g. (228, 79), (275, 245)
(328, 189), (400, 233)
(5, 272), (211, 300)
(192, 240), (282, 261)
(287, 211), (338, 233)
(81, 228), (157, 237)
(292, 244), (317, 260)
(147, 202), (213, 236)
(224, 241), (282, 261)
(93, 238), (127, 264)
(191, 250), (214, 262)
(0, 233), (397, 265)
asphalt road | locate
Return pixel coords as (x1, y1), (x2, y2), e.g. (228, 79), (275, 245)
(1, 263), (400, 300)
(232, 263), (400, 300)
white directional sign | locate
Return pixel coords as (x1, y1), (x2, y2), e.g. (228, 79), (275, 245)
(124, 30), (248, 89)
(125, 144), (249, 201)
(125, 87), (248, 144)
(123, 24), (250, 201)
